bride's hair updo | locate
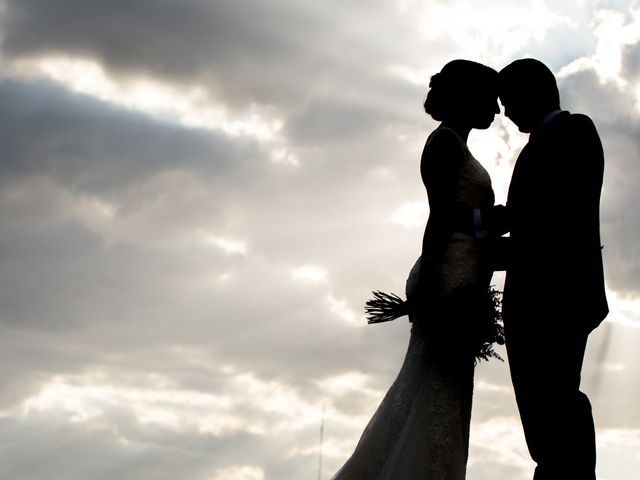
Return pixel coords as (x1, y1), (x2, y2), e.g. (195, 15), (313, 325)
(424, 60), (498, 121)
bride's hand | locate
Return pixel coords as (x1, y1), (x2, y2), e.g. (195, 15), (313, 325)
(407, 273), (438, 317)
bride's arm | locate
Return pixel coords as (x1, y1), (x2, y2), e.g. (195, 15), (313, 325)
(412, 129), (465, 310)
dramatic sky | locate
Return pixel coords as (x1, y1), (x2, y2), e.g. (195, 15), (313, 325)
(0, 1), (639, 479)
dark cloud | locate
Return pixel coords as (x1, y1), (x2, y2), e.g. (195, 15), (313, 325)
(0, 77), (263, 193)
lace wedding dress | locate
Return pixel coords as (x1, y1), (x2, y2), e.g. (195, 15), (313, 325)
(331, 127), (495, 480)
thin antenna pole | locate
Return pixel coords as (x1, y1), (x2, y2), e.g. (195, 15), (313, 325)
(318, 403), (325, 480)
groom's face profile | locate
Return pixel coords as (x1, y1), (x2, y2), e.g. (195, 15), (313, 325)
(499, 60), (560, 134)
(499, 92), (537, 133)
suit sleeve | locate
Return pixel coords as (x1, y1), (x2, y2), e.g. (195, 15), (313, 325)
(529, 115), (604, 282)
(548, 115), (603, 237)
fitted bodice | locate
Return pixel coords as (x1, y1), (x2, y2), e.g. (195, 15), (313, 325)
(426, 126), (494, 208)
(421, 127), (495, 295)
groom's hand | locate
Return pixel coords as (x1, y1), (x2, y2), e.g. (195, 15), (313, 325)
(481, 204), (509, 237)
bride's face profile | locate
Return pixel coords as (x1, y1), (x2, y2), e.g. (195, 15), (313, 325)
(467, 91), (500, 130)
(447, 87), (499, 131)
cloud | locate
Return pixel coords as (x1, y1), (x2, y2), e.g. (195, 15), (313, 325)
(0, 77), (265, 189)
(0, 0), (430, 119)
(1, 0), (308, 105)
(0, 1), (640, 479)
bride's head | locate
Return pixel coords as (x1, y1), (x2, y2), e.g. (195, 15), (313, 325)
(424, 60), (499, 130)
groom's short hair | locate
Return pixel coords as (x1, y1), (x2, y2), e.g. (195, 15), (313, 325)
(499, 59), (560, 110)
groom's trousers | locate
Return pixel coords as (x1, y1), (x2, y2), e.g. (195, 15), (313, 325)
(504, 310), (596, 480)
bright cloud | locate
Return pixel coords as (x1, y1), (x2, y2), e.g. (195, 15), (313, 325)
(291, 265), (329, 284)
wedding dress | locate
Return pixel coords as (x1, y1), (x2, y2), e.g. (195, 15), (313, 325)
(331, 127), (495, 480)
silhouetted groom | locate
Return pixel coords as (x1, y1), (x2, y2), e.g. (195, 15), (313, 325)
(493, 59), (608, 480)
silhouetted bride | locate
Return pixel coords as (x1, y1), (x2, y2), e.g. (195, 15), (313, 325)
(331, 60), (501, 480)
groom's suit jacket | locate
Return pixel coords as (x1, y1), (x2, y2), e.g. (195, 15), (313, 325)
(502, 111), (608, 330)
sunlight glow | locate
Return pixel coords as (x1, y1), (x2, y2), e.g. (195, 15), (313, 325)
(407, 0), (575, 62)
(600, 362), (626, 372)
(291, 265), (328, 284)
(210, 466), (266, 480)
(317, 372), (370, 392)
(205, 234), (248, 256)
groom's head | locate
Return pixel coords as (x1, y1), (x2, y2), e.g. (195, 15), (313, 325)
(499, 59), (560, 133)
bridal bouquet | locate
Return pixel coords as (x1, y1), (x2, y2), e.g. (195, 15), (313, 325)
(365, 288), (505, 363)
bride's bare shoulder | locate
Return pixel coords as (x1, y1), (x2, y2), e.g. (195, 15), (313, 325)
(422, 128), (465, 167)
